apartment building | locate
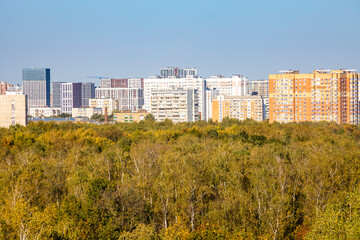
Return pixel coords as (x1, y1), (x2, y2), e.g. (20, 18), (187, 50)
(250, 80), (269, 97)
(212, 95), (264, 122)
(89, 98), (118, 115)
(144, 76), (205, 119)
(111, 78), (144, 88)
(29, 107), (61, 118)
(206, 75), (250, 96)
(0, 81), (13, 95)
(269, 70), (359, 124)
(72, 107), (102, 118)
(114, 110), (150, 123)
(150, 88), (199, 123)
(0, 93), (27, 128)
(160, 67), (197, 78)
(95, 88), (143, 112)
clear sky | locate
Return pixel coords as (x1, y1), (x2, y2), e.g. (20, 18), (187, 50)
(1, 0), (359, 85)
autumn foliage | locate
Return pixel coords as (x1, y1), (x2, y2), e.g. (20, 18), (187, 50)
(1, 119), (360, 239)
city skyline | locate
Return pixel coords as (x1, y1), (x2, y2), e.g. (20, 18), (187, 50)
(1, 0), (359, 84)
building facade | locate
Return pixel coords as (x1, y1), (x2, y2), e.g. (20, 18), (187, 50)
(0, 81), (13, 95)
(82, 82), (95, 107)
(95, 88), (144, 112)
(160, 67), (197, 78)
(22, 68), (50, 108)
(0, 93), (27, 127)
(144, 76), (205, 119)
(205, 75), (250, 97)
(250, 80), (269, 97)
(269, 70), (359, 124)
(72, 107), (102, 118)
(89, 98), (118, 115)
(29, 107), (61, 118)
(114, 110), (150, 123)
(61, 83), (82, 114)
(212, 95), (264, 122)
(150, 88), (199, 123)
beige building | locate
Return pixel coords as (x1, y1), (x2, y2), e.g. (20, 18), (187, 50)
(0, 94), (27, 128)
(212, 95), (264, 122)
(269, 70), (359, 124)
(89, 98), (118, 114)
(250, 80), (269, 97)
(114, 110), (150, 123)
(72, 107), (102, 118)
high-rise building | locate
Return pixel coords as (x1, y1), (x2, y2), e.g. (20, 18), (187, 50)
(144, 75), (206, 120)
(160, 67), (197, 78)
(206, 75), (250, 96)
(0, 93), (27, 127)
(51, 82), (64, 108)
(269, 69), (359, 124)
(95, 88), (144, 112)
(111, 78), (144, 88)
(61, 83), (82, 114)
(150, 88), (199, 122)
(212, 95), (265, 122)
(82, 82), (95, 107)
(22, 68), (50, 108)
(250, 80), (269, 97)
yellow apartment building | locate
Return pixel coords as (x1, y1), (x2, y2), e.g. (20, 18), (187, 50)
(212, 95), (264, 122)
(114, 110), (150, 123)
(269, 70), (359, 124)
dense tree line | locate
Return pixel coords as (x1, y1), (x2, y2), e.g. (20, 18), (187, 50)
(1, 119), (360, 239)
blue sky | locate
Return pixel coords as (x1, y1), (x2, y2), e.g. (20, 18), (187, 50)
(1, 0), (359, 85)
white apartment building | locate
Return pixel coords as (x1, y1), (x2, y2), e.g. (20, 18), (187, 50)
(89, 99), (118, 115)
(205, 75), (250, 96)
(61, 83), (74, 114)
(95, 88), (144, 112)
(144, 76), (206, 120)
(150, 88), (199, 123)
(72, 107), (102, 119)
(29, 107), (61, 118)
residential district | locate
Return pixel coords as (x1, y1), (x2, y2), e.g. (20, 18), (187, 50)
(0, 67), (359, 128)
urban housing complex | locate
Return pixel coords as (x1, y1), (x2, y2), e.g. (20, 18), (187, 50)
(0, 67), (359, 128)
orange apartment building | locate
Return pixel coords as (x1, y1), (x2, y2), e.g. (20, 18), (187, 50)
(0, 81), (13, 95)
(212, 95), (264, 122)
(269, 70), (359, 124)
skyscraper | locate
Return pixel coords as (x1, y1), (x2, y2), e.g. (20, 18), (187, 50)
(22, 68), (50, 108)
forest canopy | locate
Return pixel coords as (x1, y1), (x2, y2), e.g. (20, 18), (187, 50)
(1, 119), (360, 239)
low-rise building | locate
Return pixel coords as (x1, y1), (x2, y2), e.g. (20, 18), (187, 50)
(89, 98), (118, 115)
(0, 93), (27, 128)
(29, 107), (61, 118)
(114, 110), (150, 123)
(212, 95), (264, 122)
(72, 107), (102, 119)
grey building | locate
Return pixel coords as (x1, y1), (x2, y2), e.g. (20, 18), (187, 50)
(82, 82), (95, 107)
(22, 68), (50, 107)
(51, 82), (64, 108)
(160, 67), (197, 78)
